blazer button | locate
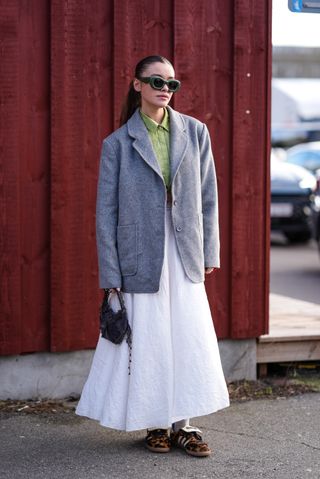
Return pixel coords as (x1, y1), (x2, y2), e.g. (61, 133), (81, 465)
(176, 226), (182, 232)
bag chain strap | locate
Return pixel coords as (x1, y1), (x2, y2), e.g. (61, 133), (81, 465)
(103, 288), (132, 375)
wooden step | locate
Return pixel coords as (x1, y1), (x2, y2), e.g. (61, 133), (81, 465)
(257, 294), (320, 364)
(257, 337), (320, 363)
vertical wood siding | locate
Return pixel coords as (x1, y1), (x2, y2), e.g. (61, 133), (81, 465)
(0, 1), (50, 354)
(230, 0), (271, 337)
(50, 0), (113, 351)
(0, 0), (271, 354)
(174, 0), (235, 338)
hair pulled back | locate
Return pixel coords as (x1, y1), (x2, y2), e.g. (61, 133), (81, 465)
(119, 55), (173, 127)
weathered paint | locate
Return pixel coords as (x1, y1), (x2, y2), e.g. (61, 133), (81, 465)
(174, 0), (235, 338)
(0, 1), (50, 354)
(50, 0), (113, 351)
(230, 0), (271, 337)
(0, 0), (271, 355)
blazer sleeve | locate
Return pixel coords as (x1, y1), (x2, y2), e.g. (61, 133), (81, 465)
(96, 138), (122, 289)
(199, 123), (220, 268)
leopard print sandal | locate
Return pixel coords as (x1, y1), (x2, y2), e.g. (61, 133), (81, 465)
(171, 425), (212, 457)
(145, 428), (171, 453)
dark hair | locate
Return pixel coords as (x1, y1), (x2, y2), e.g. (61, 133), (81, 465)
(119, 55), (174, 127)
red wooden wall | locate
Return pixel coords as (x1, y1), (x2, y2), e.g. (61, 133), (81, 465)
(0, 1), (51, 354)
(0, 0), (271, 355)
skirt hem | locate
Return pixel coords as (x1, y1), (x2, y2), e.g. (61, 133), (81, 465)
(75, 400), (230, 433)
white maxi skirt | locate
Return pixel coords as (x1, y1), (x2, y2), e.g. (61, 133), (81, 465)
(76, 204), (230, 432)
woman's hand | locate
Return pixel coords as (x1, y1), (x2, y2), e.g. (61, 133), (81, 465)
(104, 288), (121, 294)
(205, 267), (215, 274)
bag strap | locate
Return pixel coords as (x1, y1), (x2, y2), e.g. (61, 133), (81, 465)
(104, 288), (126, 311)
(116, 290), (126, 311)
(102, 288), (131, 375)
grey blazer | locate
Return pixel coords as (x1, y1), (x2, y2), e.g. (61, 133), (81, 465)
(96, 105), (220, 293)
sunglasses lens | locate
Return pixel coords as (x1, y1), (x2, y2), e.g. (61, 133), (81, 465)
(151, 77), (165, 90)
(168, 80), (180, 92)
(144, 76), (181, 92)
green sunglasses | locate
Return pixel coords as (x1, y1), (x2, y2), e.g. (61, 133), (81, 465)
(139, 75), (181, 93)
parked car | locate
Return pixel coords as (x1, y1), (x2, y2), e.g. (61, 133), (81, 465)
(314, 204), (320, 253)
(312, 169), (320, 253)
(286, 141), (320, 174)
(271, 155), (318, 243)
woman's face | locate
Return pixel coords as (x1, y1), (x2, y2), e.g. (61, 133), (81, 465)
(133, 61), (175, 110)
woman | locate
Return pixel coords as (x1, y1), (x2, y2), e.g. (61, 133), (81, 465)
(76, 55), (230, 457)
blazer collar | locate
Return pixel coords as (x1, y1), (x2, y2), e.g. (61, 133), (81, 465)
(127, 105), (188, 186)
(140, 107), (170, 133)
(127, 108), (162, 178)
(167, 105), (189, 185)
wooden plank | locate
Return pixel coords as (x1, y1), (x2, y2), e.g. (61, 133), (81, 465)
(260, 313), (320, 341)
(257, 340), (320, 363)
(50, 0), (113, 351)
(0, 1), (21, 355)
(0, 1), (50, 355)
(258, 363), (268, 378)
(230, 0), (272, 338)
(260, 335), (320, 343)
(259, 324), (320, 342)
(174, 0), (234, 338)
(19, 0), (50, 353)
(261, 295), (320, 342)
(113, 0), (173, 128)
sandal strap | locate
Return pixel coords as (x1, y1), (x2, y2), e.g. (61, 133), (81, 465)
(180, 425), (202, 434)
(146, 428), (168, 438)
(146, 428), (171, 451)
(173, 426), (208, 449)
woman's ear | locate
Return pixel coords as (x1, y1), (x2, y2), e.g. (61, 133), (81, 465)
(133, 78), (142, 92)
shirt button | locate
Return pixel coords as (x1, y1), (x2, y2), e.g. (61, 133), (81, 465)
(176, 226), (182, 232)
(173, 200), (177, 206)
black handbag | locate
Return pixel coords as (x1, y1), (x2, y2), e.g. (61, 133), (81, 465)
(99, 289), (130, 344)
(99, 289), (132, 373)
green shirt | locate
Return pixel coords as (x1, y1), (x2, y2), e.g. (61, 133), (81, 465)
(139, 107), (171, 189)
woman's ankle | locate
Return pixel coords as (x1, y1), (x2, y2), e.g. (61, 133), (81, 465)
(172, 418), (190, 432)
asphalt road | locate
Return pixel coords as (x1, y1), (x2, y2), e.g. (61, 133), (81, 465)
(0, 394), (319, 479)
(270, 233), (320, 305)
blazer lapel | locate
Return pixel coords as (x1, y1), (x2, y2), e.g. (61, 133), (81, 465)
(127, 109), (163, 179)
(127, 106), (189, 187)
(166, 105), (188, 185)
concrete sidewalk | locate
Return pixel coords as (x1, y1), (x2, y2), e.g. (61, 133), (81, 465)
(0, 393), (319, 479)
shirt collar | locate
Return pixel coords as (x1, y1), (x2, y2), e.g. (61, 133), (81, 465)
(139, 107), (170, 132)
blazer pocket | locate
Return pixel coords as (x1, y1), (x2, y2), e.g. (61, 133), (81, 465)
(117, 224), (138, 276)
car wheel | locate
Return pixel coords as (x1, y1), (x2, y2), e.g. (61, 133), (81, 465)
(284, 232), (312, 243)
